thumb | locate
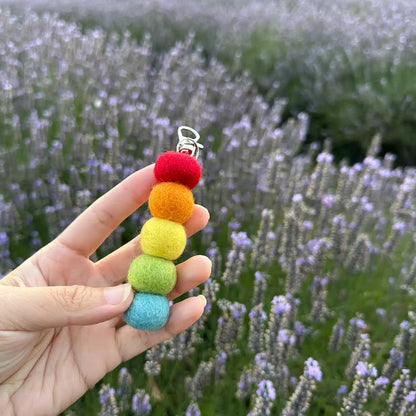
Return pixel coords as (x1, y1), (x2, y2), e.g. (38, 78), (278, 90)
(0, 283), (133, 331)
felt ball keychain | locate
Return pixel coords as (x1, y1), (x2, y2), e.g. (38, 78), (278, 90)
(124, 126), (204, 331)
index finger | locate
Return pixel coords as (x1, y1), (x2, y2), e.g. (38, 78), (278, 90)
(57, 164), (156, 257)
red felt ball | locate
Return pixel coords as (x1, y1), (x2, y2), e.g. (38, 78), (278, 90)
(154, 151), (201, 189)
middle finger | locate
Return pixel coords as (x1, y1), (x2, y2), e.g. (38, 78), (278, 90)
(94, 205), (209, 286)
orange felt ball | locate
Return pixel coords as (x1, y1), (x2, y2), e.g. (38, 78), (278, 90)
(149, 182), (194, 224)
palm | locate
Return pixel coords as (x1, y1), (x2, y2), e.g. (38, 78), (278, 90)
(0, 165), (210, 416)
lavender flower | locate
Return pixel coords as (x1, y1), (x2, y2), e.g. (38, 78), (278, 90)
(185, 360), (214, 400)
(281, 358), (322, 416)
(99, 385), (119, 416)
(215, 300), (247, 353)
(252, 271), (268, 307)
(251, 209), (275, 268)
(248, 380), (276, 416)
(372, 376), (389, 397)
(117, 367), (132, 411)
(265, 296), (291, 364)
(221, 232), (251, 286)
(248, 305), (267, 354)
(310, 276), (329, 322)
(185, 402), (201, 416)
(344, 234), (371, 273)
(329, 318), (345, 352)
(144, 343), (166, 376)
(382, 347), (405, 381)
(388, 369), (411, 414)
(236, 368), (253, 400)
(345, 334), (371, 379)
(215, 351), (228, 379)
(399, 390), (416, 416)
(346, 315), (366, 350)
(339, 362), (377, 416)
(132, 389), (151, 416)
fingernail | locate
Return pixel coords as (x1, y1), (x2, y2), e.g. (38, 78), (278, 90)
(104, 283), (132, 305)
(203, 256), (213, 270)
(196, 205), (210, 220)
(197, 294), (207, 307)
(203, 207), (210, 220)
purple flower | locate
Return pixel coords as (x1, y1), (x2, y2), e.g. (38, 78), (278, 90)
(375, 376), (389, 386)
(255, 271), (263, 281)
(406, 391), (416, 402)
(132, 391), (151, 414)
(292, 194), (303, 202)
(267, 231), (276, 240)
(356, 362), (368, 376)
(254, 353), (268, 369)
(100, 387), (115, 404)
(271, 296), (291, 314)
(355, 362), (377, 377)
(363, 156), (381, 169)
(392, 222), (406, 232)
(206, 247), (217, 258)
(277, 329), (291, 344)
(230, 303), (246, 318)
(322, 194), (335, 207)
(350, 318), (366, 329)
(257, 380), (276, 400)
(0, 232), (9, 246)
(231, 231), (251, 247)
(302, 220), (313, 231)
(363, 202), (374, 212)
(294, 321), (305, 335)
(317, 152), (333, 163)
(249, 308), (267, 320)
(305, 358), (322, 382)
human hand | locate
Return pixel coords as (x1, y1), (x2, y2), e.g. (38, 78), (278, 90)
(0, 164), (210, 416)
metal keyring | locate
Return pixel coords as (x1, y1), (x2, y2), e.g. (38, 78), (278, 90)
(176, 126), (204, 159)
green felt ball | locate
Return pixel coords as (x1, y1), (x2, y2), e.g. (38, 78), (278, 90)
(127, 254), (176, 295)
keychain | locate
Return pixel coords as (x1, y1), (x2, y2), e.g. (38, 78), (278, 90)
(124, 126), (203, 330)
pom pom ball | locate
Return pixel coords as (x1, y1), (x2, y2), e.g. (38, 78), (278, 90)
(149, 182), (194, 224)
(154, 151), (201, 189)
(140, 217), (186, 260)
(124, 292), (170, 330)
(127, 254), (176, 295)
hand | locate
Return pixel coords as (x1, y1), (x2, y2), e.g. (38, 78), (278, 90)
(0, 164), (210, 416)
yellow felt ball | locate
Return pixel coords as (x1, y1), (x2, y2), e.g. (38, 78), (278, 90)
(149, 182), (194, 224)
(140, 217), (187, 260)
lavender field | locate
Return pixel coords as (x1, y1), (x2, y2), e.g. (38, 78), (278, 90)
(1, 7), (416, 416)
(5, 0), (416, 164)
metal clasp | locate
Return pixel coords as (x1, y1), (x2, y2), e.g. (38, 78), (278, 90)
(176, 126), (204, 159)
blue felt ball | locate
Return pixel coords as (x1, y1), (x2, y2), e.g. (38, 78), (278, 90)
(124, 292), (170, 331)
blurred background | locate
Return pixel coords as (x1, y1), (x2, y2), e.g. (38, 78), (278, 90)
(4, 0), (416, 164)
(1, 1), (416, 415)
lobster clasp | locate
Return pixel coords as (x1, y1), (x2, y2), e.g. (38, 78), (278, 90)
(176, 126), (204, 159)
